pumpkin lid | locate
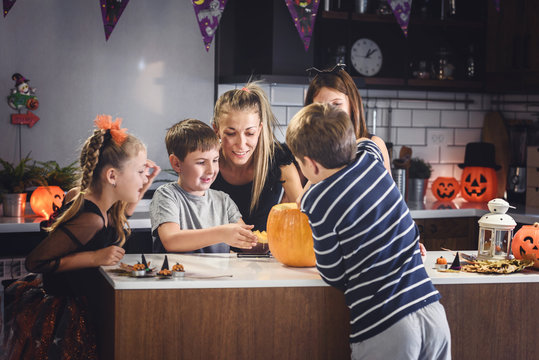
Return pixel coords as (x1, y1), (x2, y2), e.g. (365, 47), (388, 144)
(487, 198), (515, 214)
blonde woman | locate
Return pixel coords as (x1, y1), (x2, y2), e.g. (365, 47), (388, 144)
(212, 83), (303, 236)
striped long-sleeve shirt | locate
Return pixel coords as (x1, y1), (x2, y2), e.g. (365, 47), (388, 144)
(300, 139), (440, 343)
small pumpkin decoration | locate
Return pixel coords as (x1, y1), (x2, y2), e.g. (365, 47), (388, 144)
(511, 223), (539, 268)
(460, 167), (497, 202)
(431, 177), (459, 201)
(266, 203), (316, 267)
(30, 186), (64, 219)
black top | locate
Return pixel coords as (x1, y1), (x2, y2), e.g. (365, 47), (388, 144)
(211, 143), (295, 231)
(27, 199), (118, 297)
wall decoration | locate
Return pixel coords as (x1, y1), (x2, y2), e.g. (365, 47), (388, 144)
(2, 0), (16, 17)
(285, 0), (319, 51)
(388, 0), (412, 37)
(192, 0), (227, 52)
(100, 0), (130, 41)
(7, 73), (40, 128)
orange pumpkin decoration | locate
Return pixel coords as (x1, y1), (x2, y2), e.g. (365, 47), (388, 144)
(431, 177), (459, 201)
(511, 223), (539, 268)
(460, 167), (497, 202)
(266, 203), (316, 267)
(30, 186), (64, 219)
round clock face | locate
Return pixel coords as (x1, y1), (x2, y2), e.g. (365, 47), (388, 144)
(351, 38), (383, 77)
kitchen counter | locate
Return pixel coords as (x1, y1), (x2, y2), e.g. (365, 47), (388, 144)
(2, 198), (539, 233)
(96, 252), (539, 359)
(100, 251), (539, 290)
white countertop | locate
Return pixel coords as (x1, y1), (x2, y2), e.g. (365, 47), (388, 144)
(2, 198), (538, 234)
(99, 251), (539, 291)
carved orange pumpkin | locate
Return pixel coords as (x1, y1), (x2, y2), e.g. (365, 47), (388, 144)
(511, 223), (539, 268)
(267, 203), (316, 267)
(30, 186), (64, 219)
(431, 177), (459, 201)
(460, 167), (497, 202)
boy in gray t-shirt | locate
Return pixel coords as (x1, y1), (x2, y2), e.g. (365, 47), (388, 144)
(150, 119), (258, 253)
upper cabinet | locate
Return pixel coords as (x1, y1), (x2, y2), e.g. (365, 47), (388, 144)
(216, 0), (537, 93)
(485, 0), (539, 92)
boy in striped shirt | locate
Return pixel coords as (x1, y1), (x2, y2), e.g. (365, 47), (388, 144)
(286, 103), (451, 360)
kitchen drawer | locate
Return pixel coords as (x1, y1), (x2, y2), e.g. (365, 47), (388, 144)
(526, 186), (539, 208)
(527, 166), (539, 187)
(528, 146), (539, 166)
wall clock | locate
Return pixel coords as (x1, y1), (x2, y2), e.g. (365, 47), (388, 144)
(350, 38), (383, 77)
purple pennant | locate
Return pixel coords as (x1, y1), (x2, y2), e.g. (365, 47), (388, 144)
(388, 0), (412, 38)
(3, 0), (16, 17)
(494, 0), (500, 12)
(192, 0), (227, 52)
(100, 0), (130, 41)
(285, 0), (320, 51)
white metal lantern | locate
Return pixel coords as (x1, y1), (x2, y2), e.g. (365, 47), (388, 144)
(477, 199), (517, 260)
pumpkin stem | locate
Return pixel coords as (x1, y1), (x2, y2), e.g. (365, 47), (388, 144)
(534, 222), (539, 228)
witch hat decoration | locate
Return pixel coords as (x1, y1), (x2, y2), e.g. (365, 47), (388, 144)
(141, 254), (148, 268)
(450, 252), (461, 270)
(161, 255), (170, 271)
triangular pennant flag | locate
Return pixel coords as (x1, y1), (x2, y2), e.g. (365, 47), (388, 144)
(388, 0), (412, 38)
(285, 0), (320, 51)
(3, 0), (17, 17)
(100, 0), (130, 41)
(192, 0), (227, 52)
(494, 0), (500, 12)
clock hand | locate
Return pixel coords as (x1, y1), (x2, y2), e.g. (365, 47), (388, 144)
(365, 48), (378, 58)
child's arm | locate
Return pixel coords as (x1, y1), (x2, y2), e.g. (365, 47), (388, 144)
(26, 212), (125, 273)
(279, 163), (303, 204)
(157, 222), (258, 252)
(313, 232), (348, 291)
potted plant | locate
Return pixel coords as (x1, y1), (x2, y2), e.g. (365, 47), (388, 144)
(408, 157), (432, 203)
(37, 160), (79, 191)
(0, 154), (44, 217)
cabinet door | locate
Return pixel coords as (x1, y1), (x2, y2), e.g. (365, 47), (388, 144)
(486, 0), (539, 91)
(421, 217), (478, 251)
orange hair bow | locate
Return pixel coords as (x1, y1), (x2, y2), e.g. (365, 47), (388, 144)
(94, 114), (128, 146)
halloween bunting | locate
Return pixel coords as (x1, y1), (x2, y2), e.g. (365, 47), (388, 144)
(284, 0), (320, 51)
(100, 0), (130, 41)
(192, 0), (227, 51)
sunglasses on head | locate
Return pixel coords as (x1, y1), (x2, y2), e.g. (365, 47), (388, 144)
(306, 63), (346, 80)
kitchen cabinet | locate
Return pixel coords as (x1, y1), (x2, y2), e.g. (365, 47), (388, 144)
(485, 0), (539, 92)
(415, 217), (478, 251)
(216, 0), (488, 91)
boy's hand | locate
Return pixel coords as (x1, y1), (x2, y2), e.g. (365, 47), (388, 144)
(221, 224), (258, 249)
(94, 245), (125, 266)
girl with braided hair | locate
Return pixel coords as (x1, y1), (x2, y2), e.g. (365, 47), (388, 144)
(3, 115), (160, 360)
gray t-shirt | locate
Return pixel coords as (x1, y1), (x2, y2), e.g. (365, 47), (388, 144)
(150, 182), (242, 253)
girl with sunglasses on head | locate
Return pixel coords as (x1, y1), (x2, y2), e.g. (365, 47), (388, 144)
(305, 64), (392, 173)
(3, 115), (160, 359)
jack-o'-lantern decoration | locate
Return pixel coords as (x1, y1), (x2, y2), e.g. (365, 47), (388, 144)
(30, 186), (64, 219)
(431, 177), (459, 201)
(458, 143), (500, 203)
(511, 223), (539, 268)
(266, 203), (316, 267)
(460, 167), (497, 202)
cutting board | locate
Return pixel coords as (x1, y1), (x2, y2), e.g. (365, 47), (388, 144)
(482, 111), (509, 198)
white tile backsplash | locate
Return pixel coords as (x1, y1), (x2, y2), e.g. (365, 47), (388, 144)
(270, 85), (305, 105)
(454, 128), (482, 146)
(412, 110), (440, 127)
(224, 83), (534, 171)
(441, 110), (468, 128)
(397, 128), (426, 145)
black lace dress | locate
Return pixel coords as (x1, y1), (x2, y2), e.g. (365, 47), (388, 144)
(2, 200), (118, 360)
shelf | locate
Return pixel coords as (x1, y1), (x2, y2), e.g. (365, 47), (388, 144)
(407, 79), (483, 89)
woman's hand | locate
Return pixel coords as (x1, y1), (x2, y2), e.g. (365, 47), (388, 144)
(93, 245), (125, 266)
(221, 223), (258, 249)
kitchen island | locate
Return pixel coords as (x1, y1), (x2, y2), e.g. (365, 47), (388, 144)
(97, 252), (539, 360)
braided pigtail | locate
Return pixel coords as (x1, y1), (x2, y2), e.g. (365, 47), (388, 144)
(46, 129), (106, 233)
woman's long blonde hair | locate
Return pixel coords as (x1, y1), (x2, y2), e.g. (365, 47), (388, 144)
(47, 125), (145, 246)
(213, 82), (278, 214)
